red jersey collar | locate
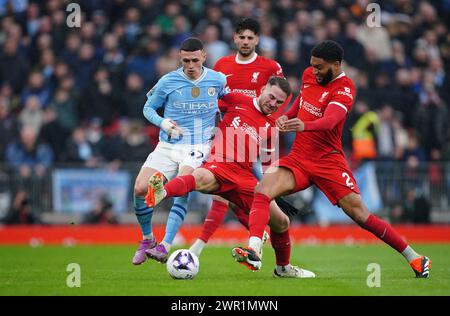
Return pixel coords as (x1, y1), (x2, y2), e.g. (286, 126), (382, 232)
(330, 71), (346, 83)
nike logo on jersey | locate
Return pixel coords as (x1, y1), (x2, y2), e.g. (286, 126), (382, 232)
(303, 84), (310, 89)
(235, 106), (246, 110)
(225, 74), (234, 78)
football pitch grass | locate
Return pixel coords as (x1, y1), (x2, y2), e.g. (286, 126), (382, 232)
(1, 244), (449, 296)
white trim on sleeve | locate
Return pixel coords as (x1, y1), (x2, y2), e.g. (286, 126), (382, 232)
(260, 147), (276, 153)
(328, 101), (348, 112)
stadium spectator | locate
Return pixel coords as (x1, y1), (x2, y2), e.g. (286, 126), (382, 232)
(351, 100), (379, 161)
(60, 32), (81, 69)
(48, 88), (78, 132)
(101, 32), (126, 90)
(0, 95), (19, 161)
(80, 67), (118, 127)
(0, 38), (29, 94)
(202, 24), (229, 68)
(403, 188), (431, 224)
(0, 189), (41, 225)
(377, 105), (396, 161)
(117, 120), (154, 163)
(39, 107), (69, 162)
(18, 95), (43, 132)
(119, 73), (147, 122)
(170, 15), (193, 48)
(193, 4), (233, 42)
(82, 194), (118, 225)
(126, 37), (161, 87)
(65, 126), (102, 167)
(20, 71), (51, 109)
(6, 126), (53, 179)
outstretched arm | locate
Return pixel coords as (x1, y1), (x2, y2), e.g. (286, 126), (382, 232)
(280, 103), (347, 132)
(283, 94), (301, 119)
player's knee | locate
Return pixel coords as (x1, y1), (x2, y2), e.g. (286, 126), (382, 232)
(133, 182), (147, 197)
(345, 200), (368, 225)
(134, 179), (148, 196)
(192, 169), (210, 190)
(270, 214), (290, 233)
(353, 208), (370, 226)
(254, 182), (270, 196)
(279, 214), (290, 232)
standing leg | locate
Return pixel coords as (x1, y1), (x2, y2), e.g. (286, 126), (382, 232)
(190, 196), (229, 257)
(131, 167), (161, 265)
(248, 166), (297, 255)
(232, 166), (298, 271)
(339, 193), (431, 278)
(268, 201), (316, 278)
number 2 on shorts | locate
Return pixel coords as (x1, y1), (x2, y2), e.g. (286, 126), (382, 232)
(342, 172), (355, 189)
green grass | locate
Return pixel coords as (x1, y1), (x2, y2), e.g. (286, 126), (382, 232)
(0, 244), (449, 296)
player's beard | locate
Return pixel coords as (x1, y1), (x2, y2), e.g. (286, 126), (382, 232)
(317, 68), (334, 86)
(239, 47), (254, 57)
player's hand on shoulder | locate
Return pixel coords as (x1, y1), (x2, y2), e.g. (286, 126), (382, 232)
(280, 118), (305, 133)
(161, 119), (183, 138)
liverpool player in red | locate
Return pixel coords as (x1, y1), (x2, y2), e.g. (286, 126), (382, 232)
(234, 40), (431, 278)
(146, 77), (315, 278)
(214, 18), (283, 99)
(191, 18), (296, 257)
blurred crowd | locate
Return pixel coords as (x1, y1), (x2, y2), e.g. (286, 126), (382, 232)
(0, 0), (449, 223)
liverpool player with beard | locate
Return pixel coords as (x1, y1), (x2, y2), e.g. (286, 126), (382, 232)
(233, 40), (431, 278)
(146, 77), (315, 278)
(188, 18), (297, 258)
(214, 18), (284, 101)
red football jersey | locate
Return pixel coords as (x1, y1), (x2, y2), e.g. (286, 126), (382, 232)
(291, 66), (356, 159)
(214, 53), (283, 98)
(214, 53), (289, 124)
(208, 93), (276, 170)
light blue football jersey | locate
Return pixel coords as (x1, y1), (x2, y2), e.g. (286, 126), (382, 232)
(143, 67), (227, 145)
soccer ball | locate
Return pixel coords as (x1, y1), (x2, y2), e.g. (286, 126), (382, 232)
(166, 249), (199, 280)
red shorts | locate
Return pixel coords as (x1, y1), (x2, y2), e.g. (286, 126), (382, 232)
(275, 154), (360, 205)
(202, 161), (257, 212)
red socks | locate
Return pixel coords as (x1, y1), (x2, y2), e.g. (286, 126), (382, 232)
(199, 200), (228, 243)
(361, 214), (408, 253)
(232, 206), (249, 229)
(249, 193), (271, 238)
(200, 202), (251, 243)
(164, 175), (196, 198)
(270, 230), (291, 266)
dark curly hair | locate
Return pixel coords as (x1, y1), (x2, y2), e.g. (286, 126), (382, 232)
(311, 40), (344, 63)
